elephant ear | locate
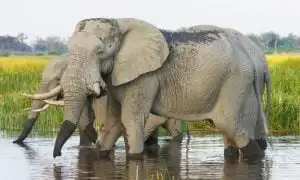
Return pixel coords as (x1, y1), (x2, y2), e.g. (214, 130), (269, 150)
(111, 20), (169, 86)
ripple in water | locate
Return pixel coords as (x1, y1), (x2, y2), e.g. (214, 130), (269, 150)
(0, 133), (299, 180)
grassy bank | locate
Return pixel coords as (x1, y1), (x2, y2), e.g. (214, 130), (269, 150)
(0, 54), (299, 136)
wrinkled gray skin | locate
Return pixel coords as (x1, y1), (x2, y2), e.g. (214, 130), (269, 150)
(15, 55), (184, 147)
(185, 26), (272, 155)
(12, 55), (97, 145)
(52, 18), (271, 159)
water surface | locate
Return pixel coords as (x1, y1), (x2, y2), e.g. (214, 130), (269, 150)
(0, 132), (299, 180)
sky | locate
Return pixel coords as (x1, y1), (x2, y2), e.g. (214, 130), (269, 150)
(0, 0), (298, 43)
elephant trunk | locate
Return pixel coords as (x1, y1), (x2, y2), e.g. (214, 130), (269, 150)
(13, 80), (53, 144)
(13, 99), (46, 143)
(53, 84), (86, 158)
(53, 53), (93, 157)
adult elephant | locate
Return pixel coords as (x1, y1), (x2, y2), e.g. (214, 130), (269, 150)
(13, 55), (98, 146)
(44, 18), (271, 159)
(184, 25), (272, 155)
(15, 55), (184, 147)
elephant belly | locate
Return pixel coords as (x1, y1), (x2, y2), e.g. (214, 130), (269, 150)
(151, 42), (231, 121)
(152, 70), (227, 121)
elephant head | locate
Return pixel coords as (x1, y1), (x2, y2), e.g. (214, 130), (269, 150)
(13, 55), (68, 144)
(14, 55), (101, 146)
(50, 18), (169, 158)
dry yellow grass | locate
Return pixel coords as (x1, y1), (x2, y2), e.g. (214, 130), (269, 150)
(266, 53), (300, 65)
(0, 55), (52, 71)
(1, 54), (299, 70)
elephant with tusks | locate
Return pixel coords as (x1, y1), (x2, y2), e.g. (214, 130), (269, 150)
(27, 18), (271, 160)
(16, 55), (185, 148)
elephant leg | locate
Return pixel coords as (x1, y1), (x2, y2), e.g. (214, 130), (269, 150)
(214, 76), (264, 160)
(164, 118), (183, 141)
(254, 113), (268, 151)
(120, 79), (158, 159)
(223, 136), (239, 159)
(78, 128), (92, 146)
(77, 98), (98, 144)
(97, 93), (122, 157)
(144, 128), (159, 148)
(143, 115), (167, 141)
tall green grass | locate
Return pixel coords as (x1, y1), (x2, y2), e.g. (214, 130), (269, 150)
(267, 59), (300, 134)
(0, 61), (64, 135)
(0, 55), (299, 135)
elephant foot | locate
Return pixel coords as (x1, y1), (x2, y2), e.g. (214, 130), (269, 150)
(126, 152), (144, 160)
(83, 123), (98, 144)
(224, 146), (240, 163)
(13, 118), (35, 144)
(98, 150), (112, 157)
(240, 140), (265, 161)
(255, 138), (267, 151)
(172, 134), (183, 142)
(144, 135), (158, 147)
(53, 120), (77, 158)
(224, 146), (239, 157)
(79, 135), (92, 146)
(144, 143), (160, 156)
(144, 135), (160, 153)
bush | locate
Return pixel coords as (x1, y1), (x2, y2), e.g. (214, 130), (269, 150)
(0, 52), (10, 57)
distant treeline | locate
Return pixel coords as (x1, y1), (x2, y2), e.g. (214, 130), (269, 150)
(0, 30), (300, 57)
(0, 33), (67, 57)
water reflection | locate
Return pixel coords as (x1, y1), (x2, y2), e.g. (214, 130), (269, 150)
(68, 140), (183, 180)
(50, 139), (273, 180)
(1, 133), (300, 180)
(222, 157), (273, 180)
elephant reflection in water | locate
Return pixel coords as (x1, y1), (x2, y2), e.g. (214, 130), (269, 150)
(222, 157), (272, 180)
(52, 140), (272, 180)
(53, 140), (183, 180)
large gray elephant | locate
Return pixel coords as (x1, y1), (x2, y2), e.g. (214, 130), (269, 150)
(41, 18), (271, 159)
(15, 55), (184, 147)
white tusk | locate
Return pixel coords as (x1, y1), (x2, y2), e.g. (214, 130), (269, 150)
(22, 85), (63, 100)
(42, 99), (65, 106)
(23, 107), (31, 111)
(31, 104), (50, 112)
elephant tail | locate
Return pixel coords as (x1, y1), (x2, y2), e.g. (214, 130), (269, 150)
(253, 68), (273, 149)
(264, 66), (272, 122)
(264, 65), (273, 148)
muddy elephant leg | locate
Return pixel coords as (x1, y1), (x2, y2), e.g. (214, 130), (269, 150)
(254, 115), (268, 151)
(143, 114), (167, 148)
(97, 93), (122, 157)
(164, 118), (183, 141)
(120, 80), (158, 160)
(144, 128), (159, 147)
(78, 128), (93, 146)
(143, 115), (167, 142)
(216, 72), (264, 160)
(77, 97), (98, 145)
(121, 105), (148, 160)
(223, 135), (239, 159)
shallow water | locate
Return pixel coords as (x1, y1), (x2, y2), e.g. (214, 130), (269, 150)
(0, 132), (300, 180)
